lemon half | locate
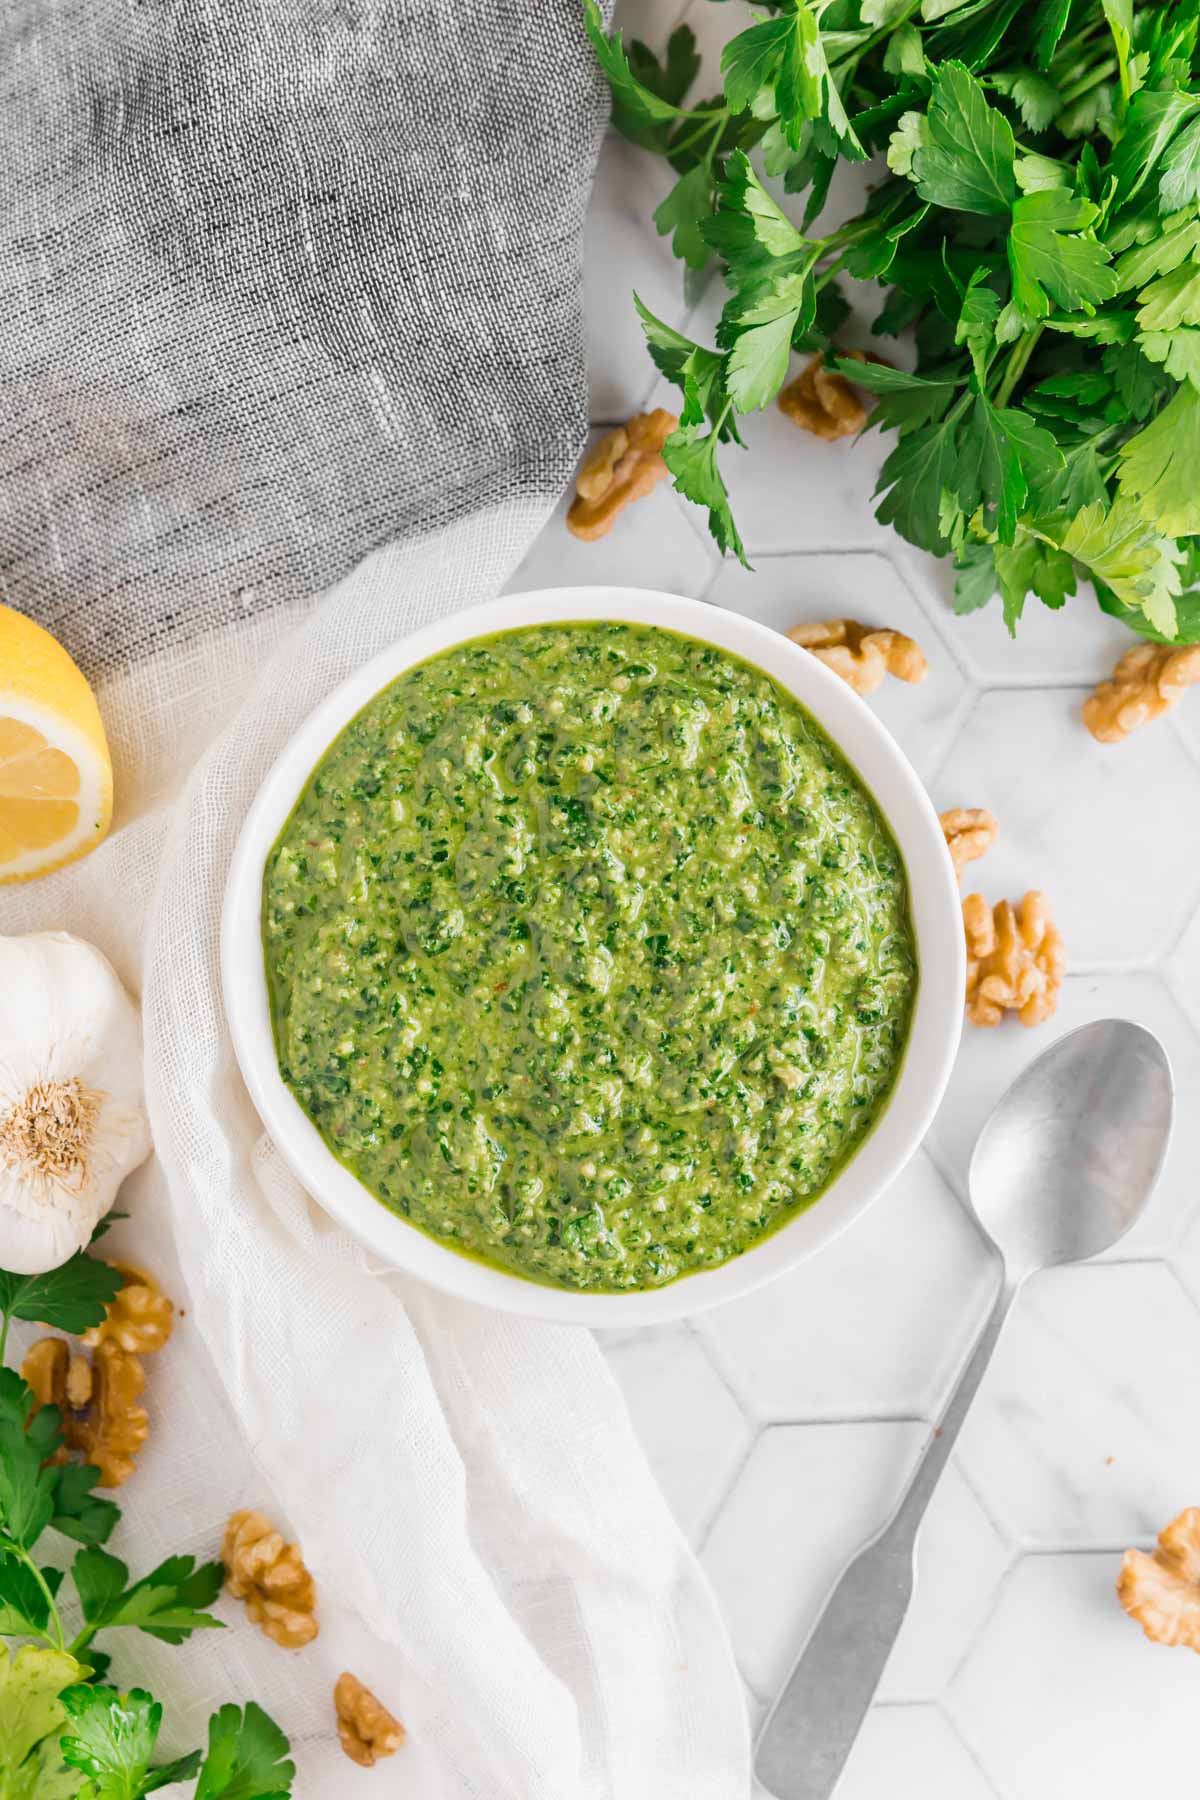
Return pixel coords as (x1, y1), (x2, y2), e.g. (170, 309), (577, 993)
(0, 605), (113, 883)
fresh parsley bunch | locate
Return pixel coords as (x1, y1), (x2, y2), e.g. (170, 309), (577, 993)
(585, 0), (1200, 642)
(0, 1246), (294, 1800)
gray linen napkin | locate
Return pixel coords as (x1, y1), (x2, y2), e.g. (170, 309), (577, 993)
(0, 0), (603, 673)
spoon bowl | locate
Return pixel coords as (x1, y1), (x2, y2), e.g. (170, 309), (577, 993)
(968, 1019), (1174, 1278)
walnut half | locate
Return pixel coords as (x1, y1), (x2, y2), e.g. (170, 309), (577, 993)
(789, 618), (929, 697)
(1119, 1507), (1200, 1651)
(939, 808), (999, 883)
(335, 1672), (405, 1767)
(963, 891), (1064, 1027)
(778, 351), (886, 441)
(22, 1336), (148, 1488)
(222, 1509), (318, 1648)
(566, 409), (678, 541)
(1084, 642), (1200, 743)
(83, 1261), (174, 1356)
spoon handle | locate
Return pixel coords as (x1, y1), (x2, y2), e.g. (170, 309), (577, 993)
(755, 1271), (1017, 1800)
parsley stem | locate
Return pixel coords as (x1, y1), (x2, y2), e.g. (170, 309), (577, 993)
(994, 328), (1043, 408)
(13, 1543), (66, 1651)
(840, 0), (922, 63)
(671, 108), (729, 161)
(1056, 57), (1117, 107)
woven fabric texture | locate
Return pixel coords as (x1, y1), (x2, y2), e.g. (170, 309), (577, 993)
(0, 0), (594, 675)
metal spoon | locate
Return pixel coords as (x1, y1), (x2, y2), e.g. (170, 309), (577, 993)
(756, 1019), (1174, 1800)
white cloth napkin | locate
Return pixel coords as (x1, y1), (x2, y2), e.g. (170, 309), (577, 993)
(1, 508), (750, 1798)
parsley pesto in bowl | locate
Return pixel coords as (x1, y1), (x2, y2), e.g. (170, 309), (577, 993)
(261, 620), (917, 1294)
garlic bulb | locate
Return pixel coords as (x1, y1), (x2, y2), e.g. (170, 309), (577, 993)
(0, 932), (150, 1273)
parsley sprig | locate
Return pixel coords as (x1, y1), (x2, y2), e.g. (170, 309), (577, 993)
(0, 1246), (294, 1799)
(586, 0), (1200, 641)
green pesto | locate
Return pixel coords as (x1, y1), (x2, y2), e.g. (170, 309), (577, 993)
(263, 623), (917, 1292)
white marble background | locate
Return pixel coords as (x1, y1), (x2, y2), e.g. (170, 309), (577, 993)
(505, 4), (1200, 1794)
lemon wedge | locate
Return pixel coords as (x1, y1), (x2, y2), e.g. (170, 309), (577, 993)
(0, 605), (113, 883)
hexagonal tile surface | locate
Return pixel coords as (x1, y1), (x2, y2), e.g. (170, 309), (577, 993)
(955, 1262), (1200, 1547)
(933, 687), (1200, 966)
(505, 447), (714, 599)
(701, 1420), (923, 1699)
(708, 400), (898, 563)
(926, 972), (1200, 1258)
(699, 1149), (996, 1422)
(948, 1553), (1199, 1797)
(1168, 903), (1200, 1040)
(833, 1705), (1000, 1800)
(706, 553), (972, 783)
(1161, 684), (1200, 769)
(605, 1327), (751, 1546)
(945, 580), (1137, 687)
(878, 1463), (1012, 1704)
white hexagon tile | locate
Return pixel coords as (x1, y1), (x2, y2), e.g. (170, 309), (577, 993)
(509, 3), (1200, 1795)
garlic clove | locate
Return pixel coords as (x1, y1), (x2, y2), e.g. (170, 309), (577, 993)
(0, 932), (151, 1274)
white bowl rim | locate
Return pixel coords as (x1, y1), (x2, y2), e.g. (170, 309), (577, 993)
(222, 586), (964, 1325)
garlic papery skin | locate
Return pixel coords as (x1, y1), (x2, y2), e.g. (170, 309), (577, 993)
(0, 932), (151, 1273)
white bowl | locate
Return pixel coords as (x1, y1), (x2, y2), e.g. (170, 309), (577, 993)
(223, 587), (963, 1325)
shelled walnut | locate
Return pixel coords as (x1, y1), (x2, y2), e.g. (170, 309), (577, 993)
(334, 1672), (405, 1767)
(962, 891), (1064, 1027)
(788, 617), (929, 696)
(84, 1261), (174, 1355)
(939, 808), (998, 882)
(222, 1508), (319, 1648)
(22, 1335), (148, 1487)
(1119, 1507), (1200, 1651)
(566, 409), (677, 541)
(778, 351), (885, 440)
(1083, 642), (1200, 742)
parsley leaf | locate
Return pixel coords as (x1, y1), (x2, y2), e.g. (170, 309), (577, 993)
(991, 532), (1076, 631)
(0, 1369), (60, 1550)
(633, 297), (736, 438)
(913, 62), (1016, 216)
(829, 358), (960, 433)
(627, 25), (700, 112)
(1100, 581), (1200, 644)
(194, 1703), (295, 1800)
(723, 4), (863, 158)
(1059, 496), (1185, 635)
(1139, 327), (1200, 386)
(0, 1552), (62, 1638)
(1008, 189), (1117, 318)
(953, 539), (999, 613)
(1113, 214), (1200, 292)
(72, 1548), (225, 1646)
(1117, 383), (1200, 536)
(59, 1685), (201, 1800)
(0, 1255), (123, 1339)
(1108, 89), (1200, 212)
(1033, 0), (1071, 69)
(581, 0), (687, 135)
(703, 151), (806, 268)
(874, 403), (968, 553)
(662, 424), (748, 567)
(1160, 115), (1200, 212)
(990, 68), (1062, 134)
(956, 274), (1001, 384)
(653, 166), (714, 270)
(50, 1466), (120, 1549)
(1136, 263), (1200, 332)
(0, 1646), (83, 1791)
